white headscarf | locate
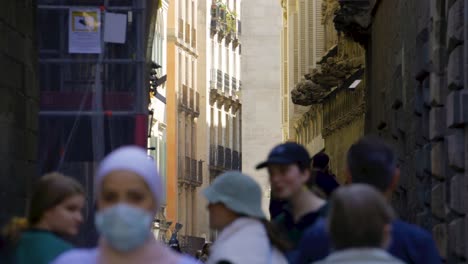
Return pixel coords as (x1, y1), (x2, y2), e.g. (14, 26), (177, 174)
(96, 146), (162, 211)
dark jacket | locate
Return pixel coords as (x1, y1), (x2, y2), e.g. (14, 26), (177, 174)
(291, 218), (442, 264)
(274, 203), (329, 247)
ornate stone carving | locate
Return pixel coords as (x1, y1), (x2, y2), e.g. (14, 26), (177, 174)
(291, 79), (330, 106)
(281, 0), (287, 21)
(291, 52), (363, 106)
(333, 0), (372, 46)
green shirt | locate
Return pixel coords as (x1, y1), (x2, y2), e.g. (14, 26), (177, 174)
(14, 229), (73, 264)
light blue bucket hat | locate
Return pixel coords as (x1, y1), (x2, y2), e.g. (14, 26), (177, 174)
(203, 171), (266, 219)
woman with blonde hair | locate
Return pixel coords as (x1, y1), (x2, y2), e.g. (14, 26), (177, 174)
(2, 172), (85, 264)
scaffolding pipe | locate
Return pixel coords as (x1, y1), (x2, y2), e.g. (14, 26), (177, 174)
(39, 111), (138, 116)
(38, 5), (143, 11)
(39, 58), (145, 64)
(91, 0), (108, 165)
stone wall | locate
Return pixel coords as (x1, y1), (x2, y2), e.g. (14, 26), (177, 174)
(241, 0), (283, 216)
(366, 0), (468, 261)
(0, 0), (38, 225)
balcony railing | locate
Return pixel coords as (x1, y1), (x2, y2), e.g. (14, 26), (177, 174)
(178, 18), (184, 39)
(210, 69), (217, 90)
(178, 156), (185, 181)
(195, 91), (200, 112)
(216, 70), (223, 91)
(190, 158), (197, 182)
(231, 77), (237, 91)
(189, 88), (194, 110)
(197, 160), (203, 184)
(191, 28), (197, 48)
(185, 156), (191, 181)
(217, 145), (224, 167)
(232, 150), (240, 170)
(224, 73), (230, 92)
(181, 85), (188, 106)
(209, 145), (216, 166)
(210, 18), (219, 36)
(225, 148), (232, 170)
(185, 23), (191, 44)
(209, 145), (241, 171)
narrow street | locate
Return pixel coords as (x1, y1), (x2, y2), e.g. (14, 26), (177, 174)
(0, 0), (467, 263)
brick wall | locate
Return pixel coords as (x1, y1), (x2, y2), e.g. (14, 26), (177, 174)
(0, 0), (38, 225)
(367, 0), (468, 261)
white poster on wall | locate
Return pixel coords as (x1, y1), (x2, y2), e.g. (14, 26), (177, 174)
(104, 12), (127, 44)
(69, 8), (101, 53)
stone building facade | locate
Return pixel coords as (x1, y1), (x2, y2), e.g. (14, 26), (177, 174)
(335, 0), (468, 261)
(166, 0), (203, 251)
(280, 0), (325, 155)
(0, 0), (38, 226)
(288, 0), (366, 180)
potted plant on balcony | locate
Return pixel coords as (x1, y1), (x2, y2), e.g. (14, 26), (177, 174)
(217, 2), (227, 40)
(231, 12), (240, 49)
(210, 1), (219, 36)
(225, 11), (236, 44)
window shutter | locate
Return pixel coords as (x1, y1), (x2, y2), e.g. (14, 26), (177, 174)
(299, 0), (307, 77)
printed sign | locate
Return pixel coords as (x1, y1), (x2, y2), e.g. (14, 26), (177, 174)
(69, 8), (101, 53)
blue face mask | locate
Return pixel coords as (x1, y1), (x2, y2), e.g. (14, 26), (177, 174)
(95, 203), (153, 252)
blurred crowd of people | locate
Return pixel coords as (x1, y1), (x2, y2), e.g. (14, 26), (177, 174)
(0, 136), (442, 264)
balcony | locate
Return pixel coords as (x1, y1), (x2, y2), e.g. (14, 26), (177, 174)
(210, 18), (219, 36)
(225, 32), (233, 44)
(224, 73), (230, 93)
(178, 18), (184, 40)
(197, 160), (203, 185)
(217, 70), (223, 91)
(185, 156), (191, 181)
(178, 156), (185, 181)
(217, 145), (224, 167)
(190, 158), (197, 182)
(210, 69), (217, 90)
(191, 28), (197, 49)
(178, 156), (203, 187)
(210, 3), (219, 36)
(189, 88), (194, 110)
(232, 150), (240, 170)
(195, 91), (200, 113)
(181, 85), (188, 106)
(232, 23), (240, 49)
(231, 77), (237, 91)
(224, 148), (232, 170)
(185, 23), (191, 45)
(209, 145), (216, 166)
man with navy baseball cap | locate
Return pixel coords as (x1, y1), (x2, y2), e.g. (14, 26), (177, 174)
(257, 142), (327, 247)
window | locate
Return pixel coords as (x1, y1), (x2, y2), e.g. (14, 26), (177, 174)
(191, 120), (196, 157)
(210, 107), (215, 145)
(233, 115), (238, 151)
(185, 118), (190, 157)
(186, 57), (190, 87)
(218, 110), (223, 145)
(192, 60), (196, 91)
(225, 114), (230, 148)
